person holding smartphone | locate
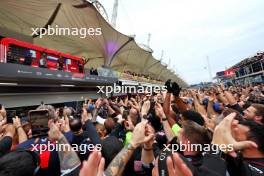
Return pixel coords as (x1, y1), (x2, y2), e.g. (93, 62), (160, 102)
(0, 105), (7, 126)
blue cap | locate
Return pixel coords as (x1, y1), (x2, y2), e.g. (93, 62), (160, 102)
(88, 104), (95, 111)
(213, 103), (220, 111)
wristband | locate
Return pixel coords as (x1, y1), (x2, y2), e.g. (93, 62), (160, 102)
(127, 143), (136, 150)
(142, 114), (148, 119)
(162, 118), (168, 121)
(143, 146), (153, 151)
(16, 125), (22, 129)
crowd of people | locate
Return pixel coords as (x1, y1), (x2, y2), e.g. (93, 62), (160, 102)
(121, 70), (163, 84)
(0, 80), (264, 176)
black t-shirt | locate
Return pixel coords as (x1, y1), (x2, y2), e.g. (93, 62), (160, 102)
(71, 131), (94, 161)
(226, 153), (264, 176)
(196, 154), (227, 176)
(167, 138), (228, 176)
(244, 158), (264, 175)
(71, 131), (90, 146)
(0, 136), (12, 158)
(123, 143), (160, 176)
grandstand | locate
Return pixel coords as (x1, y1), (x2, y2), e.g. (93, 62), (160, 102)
(215, 51), (264, 85)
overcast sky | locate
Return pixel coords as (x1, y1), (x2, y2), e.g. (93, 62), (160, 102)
(100, 0), (264, 84)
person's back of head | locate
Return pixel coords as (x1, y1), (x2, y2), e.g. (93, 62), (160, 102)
(180, 120), (211, 153)
(182, 110), (205, 126)
(0, 150), (39, 176)
(104, 118), (115, 135)
(69, 118), (82, 134)
(215, 108), (243, 125)
(182, 120), (211, 144)
(102, 136), (123, 168)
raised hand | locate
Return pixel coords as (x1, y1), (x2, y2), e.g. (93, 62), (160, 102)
(212, 113), (258, 156)
(167, 153), (193, 176)
(152, 153), (193, 176)
(95, 98), (103, 108)
(130, 98), (140, 112)
(141, 100), (150, 116)
(81, 107), (92, 123)
(48, 120), (63, 141)
(79, 151), (105, 176)
(12, 116), (22, 129)
(129, 121), (154, 148)
(155, 103), (166, 120)
(144, 124), (155, 148)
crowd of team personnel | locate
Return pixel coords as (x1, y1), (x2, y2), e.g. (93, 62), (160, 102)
(0, 80), (264, 176)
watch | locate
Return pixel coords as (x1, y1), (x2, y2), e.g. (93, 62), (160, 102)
(143, 145), (153, 151)
(142, 114), (148, 119)
(161, 117), (168, 121)
(127, 143), (136, 150)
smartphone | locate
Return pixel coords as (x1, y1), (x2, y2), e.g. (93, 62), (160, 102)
(29, 109), (49, 137)
(150, 99), (156, 110)
(6, 110), (16, 123)
(122, 110), (129, 120)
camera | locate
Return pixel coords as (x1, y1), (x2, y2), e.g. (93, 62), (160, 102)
(158, 150), (173, 176)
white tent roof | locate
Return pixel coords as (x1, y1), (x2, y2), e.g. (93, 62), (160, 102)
(0, 0), (187, 87)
